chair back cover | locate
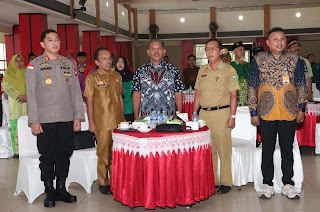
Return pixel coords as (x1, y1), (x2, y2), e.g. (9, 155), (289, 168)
(17, 116), (38, 158)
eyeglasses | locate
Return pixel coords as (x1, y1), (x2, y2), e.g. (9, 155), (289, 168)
(204, 46), (220, 51)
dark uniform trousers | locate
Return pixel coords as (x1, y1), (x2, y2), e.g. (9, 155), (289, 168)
(37, 121), (74, 182)
(260, 119), (296, 186)
(96, 129), (113, 186)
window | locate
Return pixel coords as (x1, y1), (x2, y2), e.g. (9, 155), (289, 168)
(195, 44), (207, 67)
(195, 42), (252, 66)
(0, 43), (7, 75)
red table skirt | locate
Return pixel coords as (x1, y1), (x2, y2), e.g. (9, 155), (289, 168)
(183, 102), (194, 121)
(111, 146), (215, 209)
(296, 113), (320, 146)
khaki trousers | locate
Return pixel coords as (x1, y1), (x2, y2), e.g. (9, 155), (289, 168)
(199, 108), (233, 186)
(96, 129), (113, 186)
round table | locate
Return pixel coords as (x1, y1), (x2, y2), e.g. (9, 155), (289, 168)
(111, 127), (215, 209)
(182, 93), (195, 121)
(296, 103), (320, 146)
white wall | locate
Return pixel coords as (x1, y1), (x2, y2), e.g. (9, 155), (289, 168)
(137, 12), (149, 34)
(100, 0), (115, 25)
(156, 10), (209, 34)
(118, 4), (129, 31)
(271, 7), (320, 29)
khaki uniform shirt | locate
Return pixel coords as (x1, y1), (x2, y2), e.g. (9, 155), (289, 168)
(195, 61), (240, 108)
(84, 69), (124, 130)
(26, 53), (84, 125)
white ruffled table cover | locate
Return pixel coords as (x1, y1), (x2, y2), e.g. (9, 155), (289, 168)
(0, 127), (13, 158)
(306, 103), (320, 116)
(2, 93), (10, 127)
(112, 128), (211, 158)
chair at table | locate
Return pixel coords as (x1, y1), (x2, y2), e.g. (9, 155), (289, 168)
(254, 133), (303, 193)
(217, 106), (256, 188)
(15, 115), (97, 203)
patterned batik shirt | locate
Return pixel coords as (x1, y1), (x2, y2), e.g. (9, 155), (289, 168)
(131, 60), (185, 118)
(248, 50), (308, 121)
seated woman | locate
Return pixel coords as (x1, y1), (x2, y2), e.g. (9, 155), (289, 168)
(3, 54), (28, 158)
(115, 56), (134, 122)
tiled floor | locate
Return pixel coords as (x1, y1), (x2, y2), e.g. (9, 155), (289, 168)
(1, 148), (320, 212)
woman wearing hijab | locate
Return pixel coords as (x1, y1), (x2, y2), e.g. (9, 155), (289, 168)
(3, 54), (28, 157)
(115, 57), (134, 122)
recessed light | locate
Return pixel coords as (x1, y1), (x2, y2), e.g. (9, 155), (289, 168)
(239, 15), (244, 21)
(180, 18), (185, 23)
(122, 11), (125, 16)
(106, 1), (108, 7)
(296, 12), (301, 18)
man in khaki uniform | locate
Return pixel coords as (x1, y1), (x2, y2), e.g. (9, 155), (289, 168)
(26, 29), (84, 207)
(193, 39), (239, 194)
(84, 47), (124, 195)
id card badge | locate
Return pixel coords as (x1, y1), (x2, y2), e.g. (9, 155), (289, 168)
(283, 67), (290, 86)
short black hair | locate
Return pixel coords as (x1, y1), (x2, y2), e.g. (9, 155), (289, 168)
(77, 51), (86, 57)
(94, 47), (109, 61)
(148, 39), (165, 48)
(28, 52), (36, 59)
(307, 54), (315, 59)
(267, 27), (286, 39)
(205, 38), (223, 49)
(41, 29), (58, 42)
(164, 56), (169, 59)
(188, 54), (196, 60)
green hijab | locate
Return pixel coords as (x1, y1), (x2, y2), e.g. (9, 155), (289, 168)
(3, 54), (26, 95)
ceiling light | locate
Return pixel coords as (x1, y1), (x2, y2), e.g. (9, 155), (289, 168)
(239, 15), (243, 21)
(106, 1), (108, 7)
(296, 12), (301, 18)
(180, 18), (185, 23)
(122, 11), (125, 16)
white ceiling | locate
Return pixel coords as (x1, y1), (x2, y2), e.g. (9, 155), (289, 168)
(130, 0), (320, 10)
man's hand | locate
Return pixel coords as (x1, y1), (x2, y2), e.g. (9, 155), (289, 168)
(74, 119), (81, 131)
(296, 111), (305, 123)
(31, 123), (43, 135)
(226, 117), (235, 128)
(251, 116), (260, 126)
(89, 122), (97, 136)
(17, 95), (27, 103)
(307, 92), (313, 101)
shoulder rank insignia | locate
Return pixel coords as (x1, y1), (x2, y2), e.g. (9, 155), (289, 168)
(72, 64), (78, 76)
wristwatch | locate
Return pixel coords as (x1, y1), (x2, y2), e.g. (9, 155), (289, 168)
(229, 114), (236, 118)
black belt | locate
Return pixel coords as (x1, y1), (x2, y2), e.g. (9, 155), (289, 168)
(202, 105), (230, 111)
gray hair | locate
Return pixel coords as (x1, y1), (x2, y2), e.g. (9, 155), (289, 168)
(148, 39), (165, 48)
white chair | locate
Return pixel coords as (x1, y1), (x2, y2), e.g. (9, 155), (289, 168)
(15, 115), (97, 203)
(315, 123), (320, 155)
(2, 93), (10, 127)
(66, 114), (98, 193)
(217, 106), (257, 187)
(0, 126), (13, 158)
(254, 133), (303, 193)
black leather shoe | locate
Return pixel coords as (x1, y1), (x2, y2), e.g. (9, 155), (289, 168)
(44, 181), (56, 208)
(56, 178), (77, 203)
(99, 185), (111, 195)
(217, 185), (231, 194)
(215, 185), (220, 189)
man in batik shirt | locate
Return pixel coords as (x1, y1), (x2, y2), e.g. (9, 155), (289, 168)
(131, 39), (184, 119)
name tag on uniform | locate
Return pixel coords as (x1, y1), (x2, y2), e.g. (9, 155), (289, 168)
(283, 76), (290, 85)
(40, 67), (52, 71)
(97, 81), (105, 87)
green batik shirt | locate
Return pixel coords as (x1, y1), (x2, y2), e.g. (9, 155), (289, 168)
(230, 60), (251, 106)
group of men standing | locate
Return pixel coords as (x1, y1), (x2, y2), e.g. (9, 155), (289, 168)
(24, 26), (309, 208)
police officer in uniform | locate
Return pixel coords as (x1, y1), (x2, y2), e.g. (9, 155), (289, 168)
(25, 29), (84, 207)
(84, 47), (124, 195)
(193, 39), (239, 194)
